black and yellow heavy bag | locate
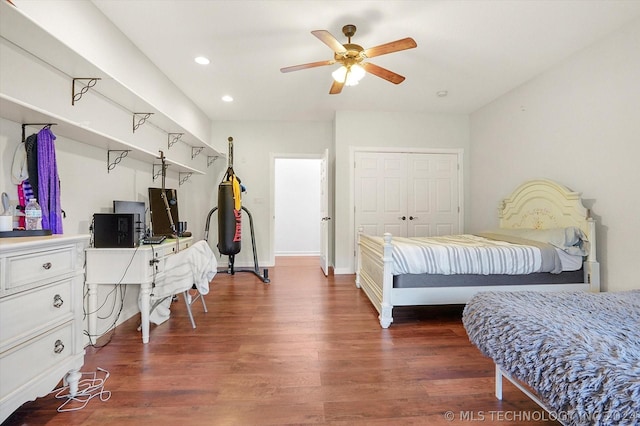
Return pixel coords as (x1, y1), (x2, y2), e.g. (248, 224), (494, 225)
(217, 176), (241, 255)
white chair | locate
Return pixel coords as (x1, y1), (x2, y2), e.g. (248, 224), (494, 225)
(183, 284), (208, 328)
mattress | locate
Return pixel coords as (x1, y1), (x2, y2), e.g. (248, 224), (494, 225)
(463, 290), (640, 426)
(386, 233), (584, 276)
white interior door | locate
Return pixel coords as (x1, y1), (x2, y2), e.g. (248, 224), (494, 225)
(355, 152), (408, 237)
(320, 149), (329, 276)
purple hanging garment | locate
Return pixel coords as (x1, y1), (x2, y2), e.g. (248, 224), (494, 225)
(36, 126), (63, 234)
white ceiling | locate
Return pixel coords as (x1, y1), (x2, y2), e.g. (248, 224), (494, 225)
(91, 0), (640, 122)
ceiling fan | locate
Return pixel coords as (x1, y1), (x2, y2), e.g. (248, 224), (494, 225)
(280, 24), (417, 94)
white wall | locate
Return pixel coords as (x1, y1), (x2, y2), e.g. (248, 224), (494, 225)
(209, 121), (333, 266)
(469, 18), (640, 292)
(333, 111), (470, 273)
(274, 158), (321, 256)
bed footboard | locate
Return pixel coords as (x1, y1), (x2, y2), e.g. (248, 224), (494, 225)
(356, 229), (395, 328)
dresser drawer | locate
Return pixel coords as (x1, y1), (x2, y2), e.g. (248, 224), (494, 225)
(0, 280), (74, 349)
(5, 246), (75, 291)
(0, 322), (74, 400)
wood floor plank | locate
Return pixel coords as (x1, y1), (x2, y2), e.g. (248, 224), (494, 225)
(4, 257), (559, 425)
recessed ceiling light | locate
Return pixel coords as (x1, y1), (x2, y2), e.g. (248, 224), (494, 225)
(194, 56), (210, 65)
(221, 95), (233, 102)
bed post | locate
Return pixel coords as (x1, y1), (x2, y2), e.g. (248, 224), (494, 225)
(495, 365), (503, 400)
(379, 233), (394, 328)
(355, 227), (363, 289)
(585, 214), (600, 292)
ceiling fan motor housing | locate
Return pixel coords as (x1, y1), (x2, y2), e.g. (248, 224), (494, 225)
(335, 43), (365, 66)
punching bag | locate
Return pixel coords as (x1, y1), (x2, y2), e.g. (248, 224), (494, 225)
(217, 137), (242, 255)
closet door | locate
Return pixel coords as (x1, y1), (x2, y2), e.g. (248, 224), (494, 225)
(355, 151), (461, 239)
(354, 152), (408, 237)
(407, 153), (460, 237)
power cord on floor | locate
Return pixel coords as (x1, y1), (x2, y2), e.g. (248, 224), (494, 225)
(50, 367), (111, 412)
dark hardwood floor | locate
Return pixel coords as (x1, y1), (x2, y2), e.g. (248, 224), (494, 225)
(4, 257), (558, 425)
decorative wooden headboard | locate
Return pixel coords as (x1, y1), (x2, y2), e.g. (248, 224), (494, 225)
(499, 179), (589, 230)
(498, 179), (596, 263)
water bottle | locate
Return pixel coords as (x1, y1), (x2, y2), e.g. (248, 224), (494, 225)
(25, 198), (42, 230)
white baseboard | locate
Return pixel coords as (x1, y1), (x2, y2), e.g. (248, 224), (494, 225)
(274, 252), (321, 256)
(333, 267), (354, 275)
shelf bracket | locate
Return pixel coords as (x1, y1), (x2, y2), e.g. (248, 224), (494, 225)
(133, 113), (154, 133)
(152, 162), (169, 181)
(72, 78), (101, 105)
(107, 150), (131, 173)
(179, 172), (193, 186)
(207, 155), (219, 167)
(191, 147), (204, 159)
(167, 133), (184, 149)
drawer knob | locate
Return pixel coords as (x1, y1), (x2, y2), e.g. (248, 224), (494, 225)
(54, 339), (65, 354)
(42, 262), (52, 270)
(53, 294), (64, 308)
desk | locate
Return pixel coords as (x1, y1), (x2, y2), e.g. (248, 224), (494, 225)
(85, 237), (193, 344)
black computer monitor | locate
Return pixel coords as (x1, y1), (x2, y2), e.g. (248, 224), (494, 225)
(148, 188), (179, 237)
(113, 200), (147, 242)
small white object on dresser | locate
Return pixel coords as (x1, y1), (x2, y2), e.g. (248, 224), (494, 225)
(0, 234), (89, 423)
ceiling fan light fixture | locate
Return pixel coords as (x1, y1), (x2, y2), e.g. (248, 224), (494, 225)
(332, 64), (365, 86)
(194, 56), (210, 65)
(331, 66), (347, 83)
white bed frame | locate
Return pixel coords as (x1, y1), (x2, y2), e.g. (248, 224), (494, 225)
(494, 365), (569, 425)
(355, 179), (600, 328)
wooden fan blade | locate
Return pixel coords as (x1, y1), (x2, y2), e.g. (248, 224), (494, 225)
(280, 60), (335, 73)
(312, 30), (347, 53)
(329, 79), (344, 95)
(362, 62), (406, 84)
(364, 37), (417, 58)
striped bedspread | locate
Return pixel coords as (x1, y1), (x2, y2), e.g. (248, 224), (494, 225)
(388, 234), (542, 275)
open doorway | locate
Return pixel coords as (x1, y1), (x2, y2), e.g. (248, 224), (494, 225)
(274, 158), (321, 257)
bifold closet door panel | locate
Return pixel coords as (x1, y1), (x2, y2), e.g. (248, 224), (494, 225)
(355, 152), (408, 237)
(407, 153), (460, 237)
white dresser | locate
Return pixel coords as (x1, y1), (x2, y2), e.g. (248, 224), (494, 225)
(0, 234), (89, 423)
(85, 237), (193, 344)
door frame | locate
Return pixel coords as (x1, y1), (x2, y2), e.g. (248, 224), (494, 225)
(269, 152), (325, 266)
(349, 146), (464, 271)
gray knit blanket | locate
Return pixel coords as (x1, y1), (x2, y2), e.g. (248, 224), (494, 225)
(463, 290), (640, 426)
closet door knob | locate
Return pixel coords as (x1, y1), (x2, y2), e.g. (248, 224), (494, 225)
(409, 216), (418, 220)
(398, 216), (406, 221)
